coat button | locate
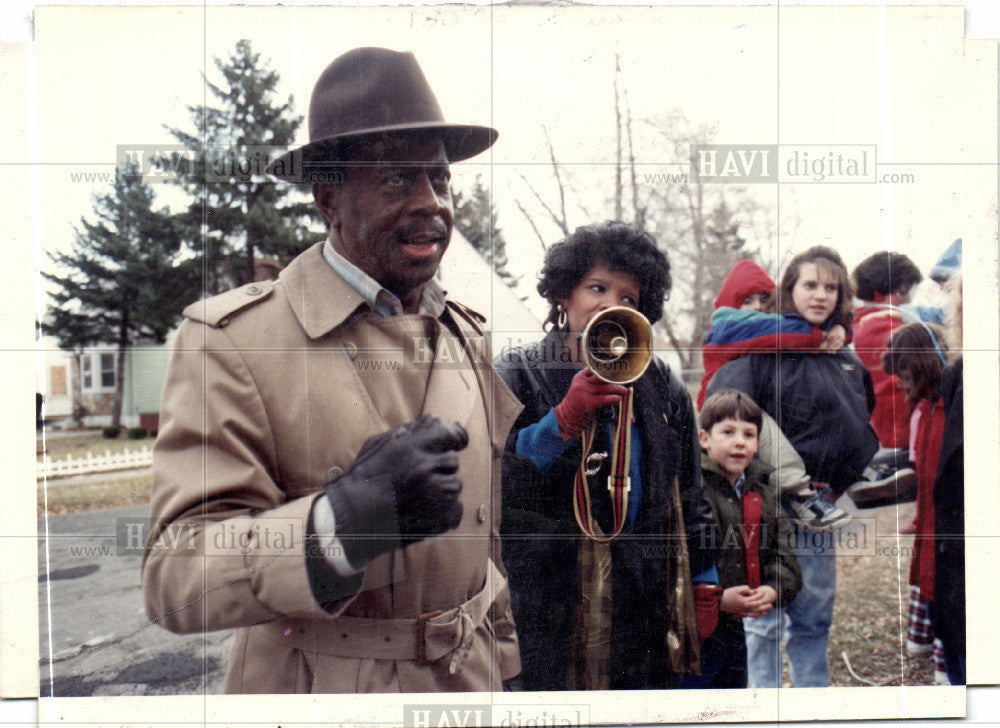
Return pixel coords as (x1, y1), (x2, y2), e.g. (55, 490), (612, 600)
(477, 504), (488, 523)
(247, 285), (262, 296)
(345, 342), (358, 360)
(326, 466), (344, 481)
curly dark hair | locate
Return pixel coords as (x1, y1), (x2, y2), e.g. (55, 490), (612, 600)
(776, 245), (854, 326)
(536, 221), (671, 327)
(882, 322), (948, 405)
(852, 251), (923, 301)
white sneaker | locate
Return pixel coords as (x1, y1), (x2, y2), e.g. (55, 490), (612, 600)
(934, 669), (951, 685)
(786, 492), (853, 532)
(907, 639), (933, 657)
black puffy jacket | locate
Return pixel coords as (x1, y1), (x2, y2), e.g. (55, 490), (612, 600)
(706, 349), (879, 492)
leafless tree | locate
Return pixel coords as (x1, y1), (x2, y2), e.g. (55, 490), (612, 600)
(511, 60), (799, 379)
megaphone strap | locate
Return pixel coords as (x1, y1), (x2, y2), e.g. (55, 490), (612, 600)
(573, 387), (633, 543)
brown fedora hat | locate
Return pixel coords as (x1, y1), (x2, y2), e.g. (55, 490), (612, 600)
(267, 47), (497, 184)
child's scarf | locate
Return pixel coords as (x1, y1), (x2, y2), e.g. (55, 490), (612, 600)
(696, 308), (826, 408)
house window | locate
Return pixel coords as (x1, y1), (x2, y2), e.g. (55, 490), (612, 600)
(81, 355), (92, 390)
(100, 353), (116, 389)
(81, 351), (116, 392)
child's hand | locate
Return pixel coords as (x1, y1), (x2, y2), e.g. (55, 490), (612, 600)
(819, 324), (847, 353)
(749, 585), (778, 608)
(739, 585), (777, 618)
(721, 585), (774, 618)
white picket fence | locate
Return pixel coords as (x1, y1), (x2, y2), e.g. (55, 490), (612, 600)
(38, 446), (153, 479)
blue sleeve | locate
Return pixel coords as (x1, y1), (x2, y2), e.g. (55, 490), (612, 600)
(693, 564), (719, 585)
(900, 303), (945, 325)
(515, 408), (574, 474)
(707, 308), (815, 345)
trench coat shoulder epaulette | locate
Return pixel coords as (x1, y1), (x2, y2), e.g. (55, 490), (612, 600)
(182, 280), (277, 328)
(445, 299), (487, 336)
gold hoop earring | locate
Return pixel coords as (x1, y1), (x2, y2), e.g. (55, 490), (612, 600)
(556, 305), (568, 330)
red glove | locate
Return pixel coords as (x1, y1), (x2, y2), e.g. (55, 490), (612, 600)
(553, 369), (628, 440)
(692, 583), (723, 643)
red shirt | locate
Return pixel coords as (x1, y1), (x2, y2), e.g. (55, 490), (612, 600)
(853, 304), (911, 448)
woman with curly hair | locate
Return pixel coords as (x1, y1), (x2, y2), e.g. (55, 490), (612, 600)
(495, 221), (719, 690)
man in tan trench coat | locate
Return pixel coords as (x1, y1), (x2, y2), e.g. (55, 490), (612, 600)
(142, 47), (524, 693)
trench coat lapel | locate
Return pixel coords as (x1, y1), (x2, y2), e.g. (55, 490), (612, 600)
(279, 243), (367, 340)
(421, 320), (477, 429)
(429, 309), (524, 456)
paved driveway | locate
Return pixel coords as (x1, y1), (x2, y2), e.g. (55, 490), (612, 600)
(38, 503), (232, 696)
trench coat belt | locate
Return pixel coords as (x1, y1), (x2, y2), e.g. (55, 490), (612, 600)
(273, 559), (508, 666)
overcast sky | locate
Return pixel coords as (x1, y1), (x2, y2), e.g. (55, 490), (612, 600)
(6, 0), (997, 327)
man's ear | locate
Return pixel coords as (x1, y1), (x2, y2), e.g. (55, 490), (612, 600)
(313, 182), (339, 230)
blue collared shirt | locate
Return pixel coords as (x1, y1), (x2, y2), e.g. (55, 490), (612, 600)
(733, 471), (746, 500)
(322, 238), (446, 318)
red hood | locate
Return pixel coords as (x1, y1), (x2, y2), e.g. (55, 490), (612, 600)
(713, 260), (776, 309)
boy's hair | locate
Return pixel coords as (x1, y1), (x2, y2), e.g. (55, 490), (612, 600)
(882, 322), (949, 405)
(852, 251), (923, 301)
(699, 390), (763, 433)
(776, 245), (855, 325)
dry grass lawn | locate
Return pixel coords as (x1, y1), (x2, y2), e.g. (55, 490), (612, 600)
(828, 501), (937, 687)
(38, 472), (153, 516)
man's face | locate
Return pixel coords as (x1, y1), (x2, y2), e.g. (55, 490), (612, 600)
(316, 133), (453, 307)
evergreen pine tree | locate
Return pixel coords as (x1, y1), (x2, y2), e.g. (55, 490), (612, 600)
(452, 175), (523, 296)
(42, 165), (196, 427)
(165, 40), (322, 294)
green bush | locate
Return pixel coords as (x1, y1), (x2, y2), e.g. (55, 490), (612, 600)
(102, 426), (122, 439)
(126, 426), (149, 440)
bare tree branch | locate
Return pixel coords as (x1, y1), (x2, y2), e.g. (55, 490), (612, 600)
(620, 59), (644, 229)
(655, 318), (690, 369)
(613, 54), (623, 221)
(514, 167), (570, 237)
(513, 196), (550, 253)
(541, 127), (570, 234)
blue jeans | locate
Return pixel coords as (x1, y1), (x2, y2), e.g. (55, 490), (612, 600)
(745, 523), (836, 687)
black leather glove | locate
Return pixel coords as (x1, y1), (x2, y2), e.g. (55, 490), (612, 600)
(324, 415), (468, 569)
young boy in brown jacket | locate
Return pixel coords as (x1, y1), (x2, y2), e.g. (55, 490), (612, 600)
(680, 390), (802, 688)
